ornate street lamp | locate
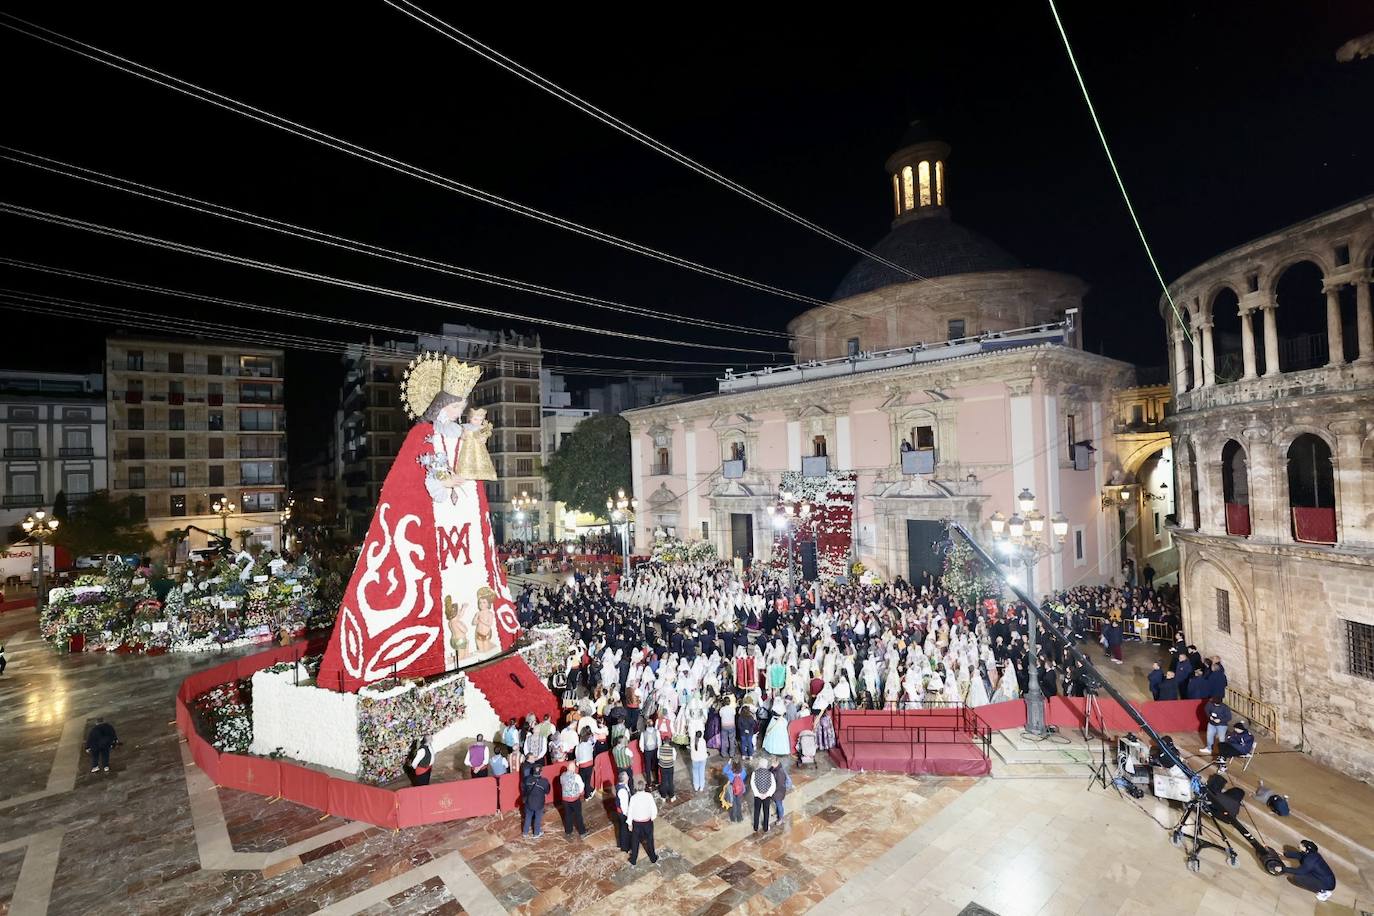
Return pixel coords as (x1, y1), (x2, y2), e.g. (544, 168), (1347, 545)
(211, 498), (236, 538)
(605, 488), (637, 572)
(766, 491), (813, 598)
(21, 509), (59, 608)
(988, 490), (1070, 736)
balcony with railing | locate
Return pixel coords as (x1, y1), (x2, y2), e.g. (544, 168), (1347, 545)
(2, 447), (42, 459)
(901, 449), (935, 475)
(58, 446), (95, 458)
(2, 493), (46, 508)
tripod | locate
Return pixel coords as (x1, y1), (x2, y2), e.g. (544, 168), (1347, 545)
(1083, 691), (1114, 792)
(1170, 794), (1239, 873)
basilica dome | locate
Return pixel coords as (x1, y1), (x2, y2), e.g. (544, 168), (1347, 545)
(788, 123), (1086, 362)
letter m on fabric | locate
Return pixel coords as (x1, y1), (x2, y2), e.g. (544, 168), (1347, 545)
(438, 524), (473, 568)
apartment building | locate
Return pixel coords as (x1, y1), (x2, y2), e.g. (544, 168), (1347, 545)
(105, 337), (288, 549)
(0, 371), (108, 533)
(337, 340), (414, 539)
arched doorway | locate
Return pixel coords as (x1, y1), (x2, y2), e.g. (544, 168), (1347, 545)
(1288, 433), (1336, 544)
(1221, 440), (1250, 536)
(1274, 262), (1328, 371)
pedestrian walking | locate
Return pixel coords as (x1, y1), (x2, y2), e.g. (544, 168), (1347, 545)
(85, 718), (118, 773)
(522, 765), (550, 837)
(722, 756), (747, 822)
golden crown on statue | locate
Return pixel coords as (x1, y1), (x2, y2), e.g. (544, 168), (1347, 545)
(401, 352), (483, 420)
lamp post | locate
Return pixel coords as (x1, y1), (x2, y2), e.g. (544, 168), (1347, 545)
(989, 488), (1069, 737)
(605, 489), (637, 573)
(211, 498), (236, 539)
(513, 490), (537, 543)
(766, 491), (813, 598)
(21, 509), (59, 609)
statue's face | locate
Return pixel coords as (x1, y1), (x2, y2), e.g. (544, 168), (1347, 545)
(439, 400), (466, 423)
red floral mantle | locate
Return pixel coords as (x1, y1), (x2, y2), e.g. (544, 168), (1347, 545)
(768, 470), (856, 580)
(465, 655), (559, 725)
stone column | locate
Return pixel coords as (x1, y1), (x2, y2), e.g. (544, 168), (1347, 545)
(1200, 321), (1217, 387)
(1329, 419), (1366, 547)
(1325, 285), (1346, 366)
(1242, 426), (1274, 540)
(1355, 272), (1373, 365)
(1261, 301), (1281, 377)
(1173, 323), (1190, 394)
(1190, 317), (1205, 388)
(1239, 306), (1258, 379)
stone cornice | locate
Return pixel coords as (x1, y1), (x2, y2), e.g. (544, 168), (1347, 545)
(624, 346), (1131, 423)
(1171, 528), (1374, 568)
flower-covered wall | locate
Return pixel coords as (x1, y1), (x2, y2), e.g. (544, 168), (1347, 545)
(769, 470), (857, 581)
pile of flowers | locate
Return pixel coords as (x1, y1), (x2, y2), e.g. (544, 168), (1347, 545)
(766, 470), (858, 582)
(517, 624), (573, 680)
(39, 550), (343, 653)
(651, 536), (718, 564)
(193, 680), (253, 753)
(355, 673), (467, 784)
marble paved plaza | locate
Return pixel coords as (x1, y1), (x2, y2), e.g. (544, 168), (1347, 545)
(0, 609), (1367, 915)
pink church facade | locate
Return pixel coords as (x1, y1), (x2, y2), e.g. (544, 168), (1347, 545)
(624, 124), (1137, 597)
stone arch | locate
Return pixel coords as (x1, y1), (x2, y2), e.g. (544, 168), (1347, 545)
(1272, 259), (1330, 371)
(1206, 286), (1244, 383)
(1120, 439), (1169, 479)
(1263, 250), (1335, 293)
(1183, 551), (1258, 693)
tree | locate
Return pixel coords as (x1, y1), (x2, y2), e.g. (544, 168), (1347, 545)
(543, 415), (631, 515)
(52, 490), (69, 522)
(52, 490), (155, 557)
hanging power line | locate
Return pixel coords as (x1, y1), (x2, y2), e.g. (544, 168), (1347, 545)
(383, 1), (925, 285)
(0, 200), (789, 356)
(1045, 0), (1199, 363)
(0, 145), (803, 341)
(0, 256), (759, 368)
(0, 290), (729, 377)
(0, 12), (848, 314)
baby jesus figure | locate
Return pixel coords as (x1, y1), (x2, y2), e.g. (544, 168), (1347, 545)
(455, 407), (497, 481)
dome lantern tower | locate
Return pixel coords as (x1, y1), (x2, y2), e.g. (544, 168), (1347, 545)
(886, 120), (949, 226)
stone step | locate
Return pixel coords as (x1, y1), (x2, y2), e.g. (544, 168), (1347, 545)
(989, 729), (1097, 767)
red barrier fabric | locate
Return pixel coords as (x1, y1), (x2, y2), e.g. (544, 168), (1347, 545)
(1225, 503), (1252, 536)
(190, 733), (220, 784)
(973, 698), (1207, 736)
(175, 698), (192, 739)
(219, 754), (281, 797)
(1140, 699), (1207, 733)
(327, 779), (399, 828)
(396, 778), (498, 826)
(495, 773), (522, 812)
(540, 763), (567, 803)
(279, 763), (331, 811)
(1293, 507), (1337, 544)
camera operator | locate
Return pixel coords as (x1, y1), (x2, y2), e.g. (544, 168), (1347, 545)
(1280, 840), (1336, 902)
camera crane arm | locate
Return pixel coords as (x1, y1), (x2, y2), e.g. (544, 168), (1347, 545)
(946, 521), (1195, 779)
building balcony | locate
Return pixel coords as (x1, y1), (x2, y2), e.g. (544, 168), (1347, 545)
(3, 447), (42, 459)
(649, 463), (672, 476)
(120, 391), (143, 404)
(58, 447), (95, 458)
(722, 459), (746, 479)
(1174, 343), (1374, 413)
(1, 493), (45, 508)
(208, 393), (224, 406)
(801, 455), (830, 477)
(901, 449), (934, 475)
(168, 392), (185, 405)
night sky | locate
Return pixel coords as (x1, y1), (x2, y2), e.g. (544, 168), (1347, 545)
(2, 3), (1372, 466)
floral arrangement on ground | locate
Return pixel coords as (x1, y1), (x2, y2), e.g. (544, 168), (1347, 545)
(650, 536), (717, 564)
(39, 551), (339, 653)
(356, 673), (467, 784)
(194, 680), (253, 753)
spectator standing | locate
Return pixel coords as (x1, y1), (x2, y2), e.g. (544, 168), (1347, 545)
(559, 763), (588, 838)
(1201, 698), (1232, 754)
(719, 698), (737, 757)
(770, 758), (791, 826)
(750, 758), (776, 832)
(1156, 669), (1180, 701)
(657, 740), (678, 802)
(575, 729), (596, 791)
(690, 730), (709, 792)
(626, 782), (660, 865)
(739, 706), (756, 761)
(639, 716), (662, 789)
(465, 735), (490, 777)
(722, 756), (747, 823)
(612, 735), (635, 786)
(613, 772), (633, 851)
(1147, 663), (1164, 700)
(408, 736), (433, 786)
(85, 718), (118, 773)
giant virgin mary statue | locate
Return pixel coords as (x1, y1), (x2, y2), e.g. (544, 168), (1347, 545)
(317, 353), (555, 720)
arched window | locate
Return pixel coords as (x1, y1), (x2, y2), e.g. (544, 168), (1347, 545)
(1186, 441), (1201, 531)
(1288, 433), (1336, 544)
(935, 161), (945, 206)
(918, 161), (932, 207)
(892, 173), (901, 217)
(901, 166), (915, 211)
(1221, 440), (1250, 535)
